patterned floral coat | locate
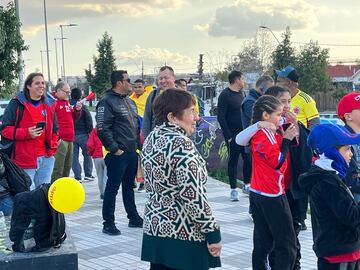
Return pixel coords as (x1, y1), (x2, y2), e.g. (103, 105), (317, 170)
(141, 122), (221, 270)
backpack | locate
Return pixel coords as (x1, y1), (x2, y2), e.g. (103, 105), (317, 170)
(1, 152), (31, 195)
(49, 209), (67, 247)
(41, 185), (67, 248)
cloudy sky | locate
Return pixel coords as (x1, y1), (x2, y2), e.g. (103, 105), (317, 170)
(2, 0), (360, 81)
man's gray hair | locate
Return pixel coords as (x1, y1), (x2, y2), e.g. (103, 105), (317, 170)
(255, 75), (274, 91)
(55, 81), (68, 92)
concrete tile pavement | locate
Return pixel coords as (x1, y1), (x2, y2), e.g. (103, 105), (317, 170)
(67, 174), (318, 270)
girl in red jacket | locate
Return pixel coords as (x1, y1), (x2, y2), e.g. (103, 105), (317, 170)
(249, 95), (297, 270)
(86, 128), (107, 199)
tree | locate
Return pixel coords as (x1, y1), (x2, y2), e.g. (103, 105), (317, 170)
(271, 27), (297, 70)
(85, 32), (116, 97)
(228, 31), (274, 73)
(296, 41), (331, 93)
(0, 2), (27, 97)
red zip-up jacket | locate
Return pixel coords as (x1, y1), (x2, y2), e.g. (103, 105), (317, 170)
(250, 128), (290, 197)
(86, 128), (103, 159)
(53, 99), (81, 141)
(1, 94), (59, 169)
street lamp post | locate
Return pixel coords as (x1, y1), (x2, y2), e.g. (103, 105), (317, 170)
(43, 0), (51, 90)
(14, 0), (24, 92)
(40, 50), (46, 74)
(259, 25), (281, 45)
(59, 23), (78, 82)
(54, 38), (67, 81)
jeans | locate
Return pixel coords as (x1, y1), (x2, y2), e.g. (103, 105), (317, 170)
(24, 156), (55, 190)
(72, 133), (93, 179)
(102, 152), (140, 225)
(51, 140), (73, 182)
(0, 195), (14, 216)
(94, 158), (107, 196)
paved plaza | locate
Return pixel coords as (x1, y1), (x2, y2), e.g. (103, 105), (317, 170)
(67, 175), (318, 270)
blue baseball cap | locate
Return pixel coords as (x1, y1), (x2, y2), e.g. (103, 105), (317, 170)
(308, 124), (360, 154)
(275, 66), (299, 83)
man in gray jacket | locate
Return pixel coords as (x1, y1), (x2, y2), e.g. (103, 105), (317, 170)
(142, 66), (176, 139)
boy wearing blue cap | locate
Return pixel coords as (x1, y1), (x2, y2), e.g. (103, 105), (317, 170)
(300, 124), (360, 270)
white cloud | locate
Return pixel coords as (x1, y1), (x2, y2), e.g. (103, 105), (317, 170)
(19, 0), (187, 36)
(193, 24), (209, 33)
(203, 0), (318, 38)
(118, 45), (195, 67)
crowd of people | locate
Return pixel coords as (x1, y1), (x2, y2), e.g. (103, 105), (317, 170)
(1, 64), (360, 270)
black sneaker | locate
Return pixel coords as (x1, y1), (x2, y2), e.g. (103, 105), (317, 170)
(84, 175), (95, 181)
(102, 224), (121, 235)
(128, 217), (143, 228)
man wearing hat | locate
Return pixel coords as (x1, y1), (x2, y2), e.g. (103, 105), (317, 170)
(276, 66), (320, 130)
(300, 124), (360, 269)
(337, 92), (360, 203)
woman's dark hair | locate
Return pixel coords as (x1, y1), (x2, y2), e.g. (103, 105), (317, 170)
(264, 86), (289, 98)
(23, 72), (45, 101)
(252, 95), (282, 124)
(153, 88), (195, 126)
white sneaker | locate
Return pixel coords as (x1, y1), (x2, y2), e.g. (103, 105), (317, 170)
(230, 189), (239, 201)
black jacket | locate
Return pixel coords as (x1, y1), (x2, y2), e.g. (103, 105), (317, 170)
(241, 89), (261, 129)
(96, 89), (140, 153)
(289, 122), (313, 199)
(10, 184), (52, 251)
(343, 125), (360, 193)
(299, 166), (360, 258)
(70, 100), (93, 135)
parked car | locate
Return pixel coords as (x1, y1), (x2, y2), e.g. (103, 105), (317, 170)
(320, 112), (344, 125)
(0, 100), (10, 125)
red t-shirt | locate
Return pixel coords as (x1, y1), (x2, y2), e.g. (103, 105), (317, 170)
(324, 250), (360, 263)
(24, 102), (46, 157)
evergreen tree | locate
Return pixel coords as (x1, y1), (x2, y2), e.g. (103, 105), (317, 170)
(85, 32), (116, 97)
(296, 41), (331, 93)
(271, 27), (297, 71)
(0, 2), (27, 96)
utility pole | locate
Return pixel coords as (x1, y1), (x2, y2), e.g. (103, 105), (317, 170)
(43, 0), (51, 90)
(141, 61), (144, 79)
(198, 54), (204, 81)
(14, 0), (24, 92)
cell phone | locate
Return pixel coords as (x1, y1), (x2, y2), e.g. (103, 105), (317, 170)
(282, 122), (292, 131)
(36, 122), (46, 130)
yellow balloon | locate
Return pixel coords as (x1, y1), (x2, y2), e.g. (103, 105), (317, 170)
(48, 177), (85, 214)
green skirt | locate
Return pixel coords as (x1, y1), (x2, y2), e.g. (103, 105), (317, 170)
(141, 234), (221, 270)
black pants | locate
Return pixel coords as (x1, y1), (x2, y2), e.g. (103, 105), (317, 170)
(250, 192), (297, 270)
(226, 140), (251, 188)
(269, 191), (302, 270)
(150, 263), (178, 270)
(318, 257), (360, 270)
(102, 152), (140, 225)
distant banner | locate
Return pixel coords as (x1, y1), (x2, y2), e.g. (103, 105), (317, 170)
(194, 116), (243, 179)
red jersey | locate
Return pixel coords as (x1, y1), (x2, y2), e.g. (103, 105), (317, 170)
(250, 128), (288, 197)
(53, 99), (80, 141)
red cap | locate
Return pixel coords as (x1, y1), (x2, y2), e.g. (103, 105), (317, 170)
(337, 92), (360, 120)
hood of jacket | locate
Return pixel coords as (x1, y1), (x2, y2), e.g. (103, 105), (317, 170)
(299, 163), (339, 195)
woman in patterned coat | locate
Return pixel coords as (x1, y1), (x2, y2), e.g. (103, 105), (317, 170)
(141, 89), (222, 270)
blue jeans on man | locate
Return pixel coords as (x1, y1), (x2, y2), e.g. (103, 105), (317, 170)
(72, 133), (93, 180)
